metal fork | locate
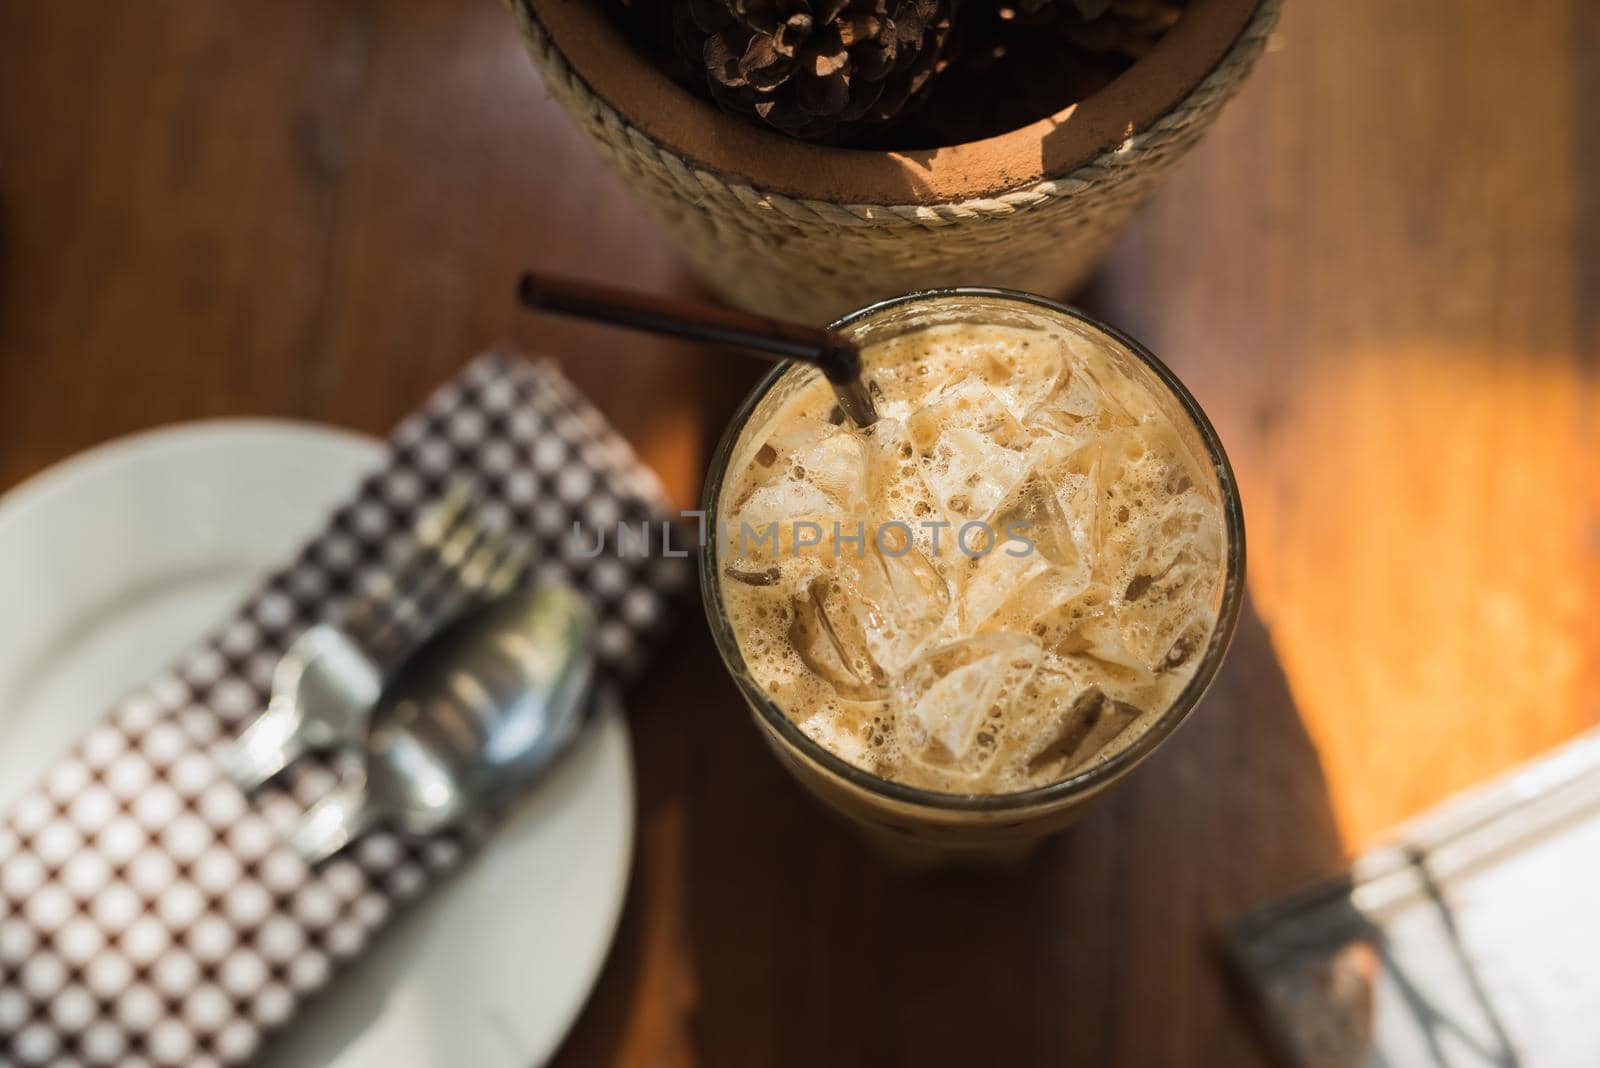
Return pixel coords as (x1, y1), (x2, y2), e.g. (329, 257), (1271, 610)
(226, 483), (529, 791)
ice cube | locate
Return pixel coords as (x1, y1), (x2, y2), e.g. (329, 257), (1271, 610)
(796, 707), (877, 769)
(1023, 686), (1143, 778)
(1029, 436), (1104, 556)
(786, 540), (950, 699)
(1039, 427), (1147, 557)
(861, 349), (951, 413)
(736, 479), (845, 531)
(791, 426), (869, 513)
(1027, 358), (1138, 439)
(894, 634), (1042, 780)
(901, 377), (1034, 522)
(905, 377), (1030, 454)
(938, 445), (1095, 633)
(740, 416), (869, 516)
(953, 543), (1047, 633)
(850, 538), (950, 672)
(1155, 614), (1211, 673)
(1120, 486), (1223, 576)
(788, 577), (888, 700)
(1113, 552), (1218, 671)
(1055, 367), (1120, 421)
(864, 417), (940, 513)
(728, 421), (879, 564)
(968, 336), (1065, 418)
(1035, 587), (1156, 683)
(763, 414), (847, 454)
(990, 451), (1089, 568)
(1103, 486), (1223, 669)
(954, 540), (1092, 635)
(921, 428), (1031, 523)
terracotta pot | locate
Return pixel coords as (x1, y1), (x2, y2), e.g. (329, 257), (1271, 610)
(506, 0), (1279, 322)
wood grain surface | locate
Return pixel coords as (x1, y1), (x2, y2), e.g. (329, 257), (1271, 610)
(1, 1), (1595, 1065)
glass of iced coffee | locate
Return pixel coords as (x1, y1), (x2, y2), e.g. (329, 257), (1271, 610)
(700, 290), (1245, 864)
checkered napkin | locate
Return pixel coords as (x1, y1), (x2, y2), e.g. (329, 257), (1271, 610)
(0, 354), (689, 1067)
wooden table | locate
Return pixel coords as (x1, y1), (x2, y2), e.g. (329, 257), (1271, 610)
(2, 1), (1595, 1064)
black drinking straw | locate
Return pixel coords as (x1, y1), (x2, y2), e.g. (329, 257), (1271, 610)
(516, 273), (879, 427)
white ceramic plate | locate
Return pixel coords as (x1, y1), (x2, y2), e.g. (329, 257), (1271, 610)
(0, 420), (633, 1067)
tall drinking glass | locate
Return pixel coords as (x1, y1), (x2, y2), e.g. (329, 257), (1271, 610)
(700, 290), (1246, 864)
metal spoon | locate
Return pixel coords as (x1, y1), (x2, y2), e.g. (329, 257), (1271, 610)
(290, 584), (597, 864)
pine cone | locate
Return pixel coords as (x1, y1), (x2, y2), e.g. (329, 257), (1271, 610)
(671, 0), (955, 143)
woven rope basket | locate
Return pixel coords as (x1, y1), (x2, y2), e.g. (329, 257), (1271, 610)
(508, 0), (1281, 323)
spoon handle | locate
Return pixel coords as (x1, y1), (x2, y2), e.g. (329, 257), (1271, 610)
(228, 697), (309, 792)
(292, 775), (383, 865)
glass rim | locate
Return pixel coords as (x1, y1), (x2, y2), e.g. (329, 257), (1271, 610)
(699, 287), (1248, 813)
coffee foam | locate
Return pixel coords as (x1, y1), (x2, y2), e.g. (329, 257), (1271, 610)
(719, 321), (1226, 794)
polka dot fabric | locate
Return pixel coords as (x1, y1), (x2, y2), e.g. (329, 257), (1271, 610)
(0, 355), (689, 1065)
